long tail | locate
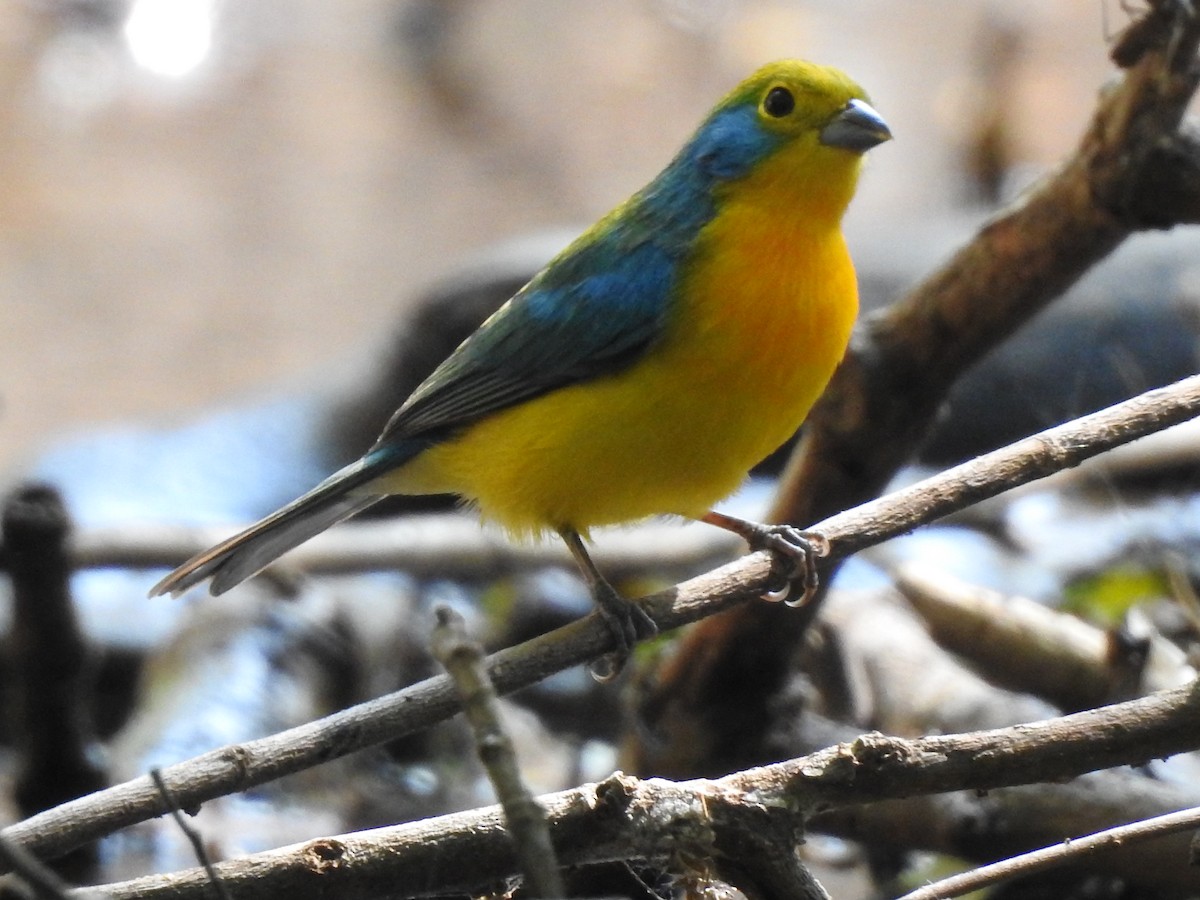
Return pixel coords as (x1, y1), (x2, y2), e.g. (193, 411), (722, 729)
(150, 454), (399, 598)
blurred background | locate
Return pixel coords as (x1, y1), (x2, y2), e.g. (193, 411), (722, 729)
(7, 2), (1200, 893)
(0, 0), (1113, 475)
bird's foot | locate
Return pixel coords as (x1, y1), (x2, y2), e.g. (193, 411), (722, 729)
(588, 581), (658, 683)
(748, 524), (830, 607)
(701, 512), (829, 607)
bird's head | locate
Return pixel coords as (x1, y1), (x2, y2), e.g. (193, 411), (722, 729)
(684, 59), (891, 222)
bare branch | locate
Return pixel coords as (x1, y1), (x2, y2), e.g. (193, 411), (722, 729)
(430, 607), (564, 899)
(147, 770), (231, 900)
(0, 833), (106, 900)
(812, 762), (1200, 891)
(896, 804), (1200, 900)
(57, 516), (739, 582)
(2, 485), (107, 817)
(896, 561), (1195, 709)
(81, 679), (1200, 898)
(6, 371), (1200, 871)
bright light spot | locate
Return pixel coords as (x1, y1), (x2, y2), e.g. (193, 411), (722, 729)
(123, 0), (216, 79)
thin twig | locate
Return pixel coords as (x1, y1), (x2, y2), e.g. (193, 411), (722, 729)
(147, 769), (231, 900)
(2, 373), (1200, 870)
(0, 833), (106, 900)
(810, 769), (1200, 892)
(896, 804), (1200, 900)
(54, 515), (740, 581)
(430, 606), (565, 899)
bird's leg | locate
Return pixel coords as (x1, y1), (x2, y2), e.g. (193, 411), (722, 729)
(558, 527), (658, 681)
(700, 511), (830, 607)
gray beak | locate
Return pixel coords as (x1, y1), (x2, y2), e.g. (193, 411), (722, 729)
(820, 98), (892, 153)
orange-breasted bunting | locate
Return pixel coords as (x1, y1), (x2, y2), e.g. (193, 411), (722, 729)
(151, 59), (891, 677)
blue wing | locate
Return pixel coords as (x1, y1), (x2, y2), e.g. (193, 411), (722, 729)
(373, 223), (681, 446)
(151, 218), (686, 598)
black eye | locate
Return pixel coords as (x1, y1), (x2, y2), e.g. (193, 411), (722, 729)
(763, 86), (795, 118)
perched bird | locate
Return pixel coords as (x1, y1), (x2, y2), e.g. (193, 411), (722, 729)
(151, 59), (891, 675)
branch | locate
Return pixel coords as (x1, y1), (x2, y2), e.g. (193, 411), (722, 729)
(52, 516), (739, 582)
(896, 804), (1200, 900)
(2, 484), (106, 885)
(2, 371), (1199, 871)
(896, 561), (1195, 710)
(147, 769), (231, 900)
(812, 771), (1200, 892)
(430, 607), (564, 899)
(773, 708), (1200, 891)
(82, 678), (1200, 898)
(0, 833), (107, 900)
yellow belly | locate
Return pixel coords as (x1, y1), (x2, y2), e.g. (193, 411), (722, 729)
(376, 217), (858, 538)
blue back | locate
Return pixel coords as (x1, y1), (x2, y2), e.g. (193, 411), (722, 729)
(369, 101), (785, 454)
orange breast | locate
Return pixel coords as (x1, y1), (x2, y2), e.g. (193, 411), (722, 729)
(381, 141), (863, 537)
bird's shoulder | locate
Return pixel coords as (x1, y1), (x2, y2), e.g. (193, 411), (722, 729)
(372, 207), (691, 447)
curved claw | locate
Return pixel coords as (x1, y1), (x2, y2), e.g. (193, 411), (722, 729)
(754, 525), (829, 606)
(589, 654), (622, 683)
(588, 584), (658, 682)
(699, 512), (830, 608)
(559, 526), (658, 681)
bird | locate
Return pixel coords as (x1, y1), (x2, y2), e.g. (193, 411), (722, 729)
(151, 59), (891, 677)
